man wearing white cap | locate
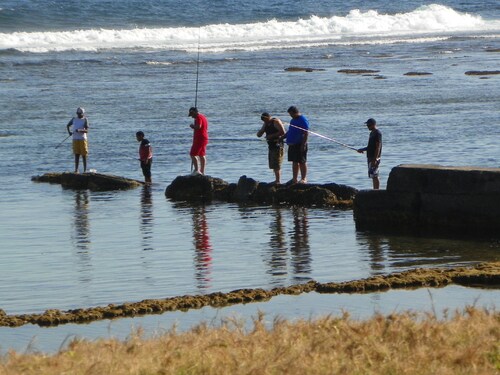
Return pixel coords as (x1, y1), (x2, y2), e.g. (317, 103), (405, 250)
(66, 107), (89, 173)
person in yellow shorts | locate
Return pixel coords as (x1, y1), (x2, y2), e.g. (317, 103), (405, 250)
(66, 107), (89, 173)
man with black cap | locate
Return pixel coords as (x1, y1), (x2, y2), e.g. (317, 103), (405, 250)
(357, 118), (382, 189)
(257, 112), (286, 184)
(188, 107), (209, 175)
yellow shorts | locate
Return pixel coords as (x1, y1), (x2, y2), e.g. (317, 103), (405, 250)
(73, 140), (88, 156)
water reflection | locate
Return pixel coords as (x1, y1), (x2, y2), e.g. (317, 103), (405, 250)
(263, 208), (287, 285)
(289, 207), (312, 282)
(71, 190), (92, 284)
(139, 186), (154, 252)
(262, 207), (312, 285)
(191, 205), (213, 290)
(356, 230), (500, 273)
(71, 190), (91, 252)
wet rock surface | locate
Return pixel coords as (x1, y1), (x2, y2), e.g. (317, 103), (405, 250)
(32, 172), (143, 191)
(0, 262), (498, 327)
(354, 164), (500, 236)
(166, 175), (357, 207)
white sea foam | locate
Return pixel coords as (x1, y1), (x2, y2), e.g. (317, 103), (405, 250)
(1, 4), (499, 53)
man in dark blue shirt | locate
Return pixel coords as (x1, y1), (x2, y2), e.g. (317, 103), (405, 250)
(285, 106), (310, 184)
(358, 118), (382, 189)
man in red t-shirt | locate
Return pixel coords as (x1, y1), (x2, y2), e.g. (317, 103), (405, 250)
(188, 107), (209, 175)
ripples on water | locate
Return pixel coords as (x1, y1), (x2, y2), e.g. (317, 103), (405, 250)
(0, 0), (499, 354)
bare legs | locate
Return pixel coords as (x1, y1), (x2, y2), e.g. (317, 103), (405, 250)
(191, 155), (206, 175)
(74, 154), (87, 173)
(273, 168), (281, 184)
(372, 176), (380, 190)
(292, 162), (307, 183)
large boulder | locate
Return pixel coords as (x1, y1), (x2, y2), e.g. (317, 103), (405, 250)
(165, 174), (229, 202)
(32, 172), (143, 191)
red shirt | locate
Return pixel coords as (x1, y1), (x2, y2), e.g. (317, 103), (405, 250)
(193, 113), (208, 141)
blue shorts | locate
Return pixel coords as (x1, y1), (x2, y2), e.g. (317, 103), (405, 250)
(368, 159), (380, 178)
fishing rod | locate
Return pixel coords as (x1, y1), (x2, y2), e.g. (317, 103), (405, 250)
(55, 134), (71, 149)
(190, 27), (202, 173)
(194, 27), (201, 108)
(286, 123), (358, 152)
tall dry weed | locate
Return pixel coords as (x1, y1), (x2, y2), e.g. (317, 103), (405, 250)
(0, 307), (498, 375)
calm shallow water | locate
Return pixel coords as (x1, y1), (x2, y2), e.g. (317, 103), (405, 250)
(1, 285), (498, 354)
(0, 0), (499, 354)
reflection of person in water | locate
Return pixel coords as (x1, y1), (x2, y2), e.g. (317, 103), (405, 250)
(289, 206), (311, 282)
(356, 232), (386, 275)
(72, 190), (90, 252)
(191, 205), (212, 290)
(140, 186), (154, 251)
(72, 190), (92, 285)
(264, 207), (288, 285)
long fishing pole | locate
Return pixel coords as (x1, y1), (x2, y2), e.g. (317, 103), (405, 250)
(287, 123), (358, 152)
(194, 27), (201, 108)
(191, 27), (201, 173)
(55, 134), (71, 149)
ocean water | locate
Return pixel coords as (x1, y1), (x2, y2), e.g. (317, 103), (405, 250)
(0, 0), (499, 353)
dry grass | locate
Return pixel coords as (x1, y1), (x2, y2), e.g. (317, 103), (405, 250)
(1, 307), (499, 375)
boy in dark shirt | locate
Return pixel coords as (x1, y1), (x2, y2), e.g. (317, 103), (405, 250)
(136, 131), (153, 185)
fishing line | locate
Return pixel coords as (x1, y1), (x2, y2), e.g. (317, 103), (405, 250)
(55, 134), (71, 149)
(286, 123), (358, 152)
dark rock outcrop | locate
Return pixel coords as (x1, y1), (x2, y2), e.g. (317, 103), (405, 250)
(284, 67), (326, 72)
(353, 164), (500, 236)
(166, 174), (357, 207)
(32, 172), (143, 191)
(338, 69), (380, 74)
(465, 70), (500, 76)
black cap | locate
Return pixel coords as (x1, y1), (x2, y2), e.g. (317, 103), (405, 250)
(365, 118), (376, 126)
(261, 112), (270, 120)
(287, 106), (299, 114)
(188, 107), (198, 116)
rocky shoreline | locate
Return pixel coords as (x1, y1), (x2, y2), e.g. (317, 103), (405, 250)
(165, 174), (358, 207)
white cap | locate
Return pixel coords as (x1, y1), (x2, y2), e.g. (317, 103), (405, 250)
(76, 107), (85, 115)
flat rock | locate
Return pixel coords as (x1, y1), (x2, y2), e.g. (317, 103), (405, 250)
(465, 70), (500, 76)
(284, 67), (326, 72)
(32, 172), (143, 191)
(404, 72), (433, 76)
(338, 69), (380, 74)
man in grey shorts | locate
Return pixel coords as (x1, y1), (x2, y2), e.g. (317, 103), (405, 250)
(257, 112), (285, 184)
